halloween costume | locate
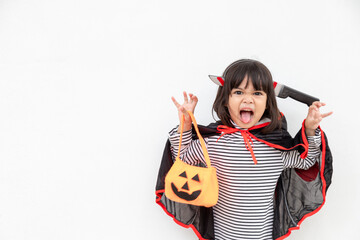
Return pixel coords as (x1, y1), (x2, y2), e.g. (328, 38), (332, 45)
(155, 116), (332, 240)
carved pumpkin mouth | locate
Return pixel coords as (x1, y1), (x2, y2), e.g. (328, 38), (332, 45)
(171, 182), (201, 201)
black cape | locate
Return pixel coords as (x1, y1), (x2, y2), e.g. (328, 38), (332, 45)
(155, 116), (332, 240)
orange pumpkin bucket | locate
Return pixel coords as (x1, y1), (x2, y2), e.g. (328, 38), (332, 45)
(165, 111), (218, 207)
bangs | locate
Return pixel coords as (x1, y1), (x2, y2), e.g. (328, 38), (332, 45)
(225, 62), (271, 94)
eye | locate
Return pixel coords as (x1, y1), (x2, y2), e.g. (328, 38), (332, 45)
(253, 91), (264, 96)
(233, 90), (243, 95)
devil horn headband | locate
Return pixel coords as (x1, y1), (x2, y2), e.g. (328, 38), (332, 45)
(207, 75), (319, 106)
(208, 75), (225, 86)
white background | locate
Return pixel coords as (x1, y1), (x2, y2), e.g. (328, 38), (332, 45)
(0, 0), (359, 239)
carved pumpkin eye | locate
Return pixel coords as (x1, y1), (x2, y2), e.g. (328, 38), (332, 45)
(179, 171), (200, 182)
(192, 174), (200, 182)
(179, 171), (187, 178)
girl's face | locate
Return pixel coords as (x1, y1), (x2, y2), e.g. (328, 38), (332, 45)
(227, 77), (267, 129)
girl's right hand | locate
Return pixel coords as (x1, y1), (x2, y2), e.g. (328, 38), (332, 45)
(171, 92), (198, 132)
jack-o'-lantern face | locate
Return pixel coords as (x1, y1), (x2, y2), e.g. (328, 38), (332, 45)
(170, 171), (201, 201)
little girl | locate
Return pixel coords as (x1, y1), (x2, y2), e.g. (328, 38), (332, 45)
(155, 59), (333, 240)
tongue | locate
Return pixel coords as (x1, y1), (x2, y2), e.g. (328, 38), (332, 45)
(240, 111), (252, 124)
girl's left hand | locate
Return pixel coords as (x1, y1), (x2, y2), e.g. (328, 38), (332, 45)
(305, 102), (333, 136)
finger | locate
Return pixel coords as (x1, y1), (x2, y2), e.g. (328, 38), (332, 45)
(308, 105), (318, 117)
(315, 102), (326, 108)
(321, 111), (333, 118)
(183, 91), (188, 103)
(189, 93), (198, 103)
(171, 96), (181, 108)
(188, 93), (193, 102)
(309, 104), (318, 112)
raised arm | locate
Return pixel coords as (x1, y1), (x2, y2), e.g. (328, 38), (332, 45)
(283, 101), (332, 169)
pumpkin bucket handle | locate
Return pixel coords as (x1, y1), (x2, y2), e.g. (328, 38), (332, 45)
(177, 111), (212, 168)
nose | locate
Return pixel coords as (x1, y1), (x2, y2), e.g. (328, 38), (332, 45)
(243, 94), (254, 104)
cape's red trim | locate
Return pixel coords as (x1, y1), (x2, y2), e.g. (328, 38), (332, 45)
(275, 126), (327, 240)
(248, 132), (307, 153)
(248, 121), (271, 130)
(300, 119), (309, 159)
(155, 189), (208, 240)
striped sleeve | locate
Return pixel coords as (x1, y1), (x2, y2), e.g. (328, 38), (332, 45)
(168, 126), (207, 166)
(282, 128), (322, 169)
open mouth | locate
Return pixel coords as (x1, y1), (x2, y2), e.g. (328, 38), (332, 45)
(240, 109), (254, 124)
